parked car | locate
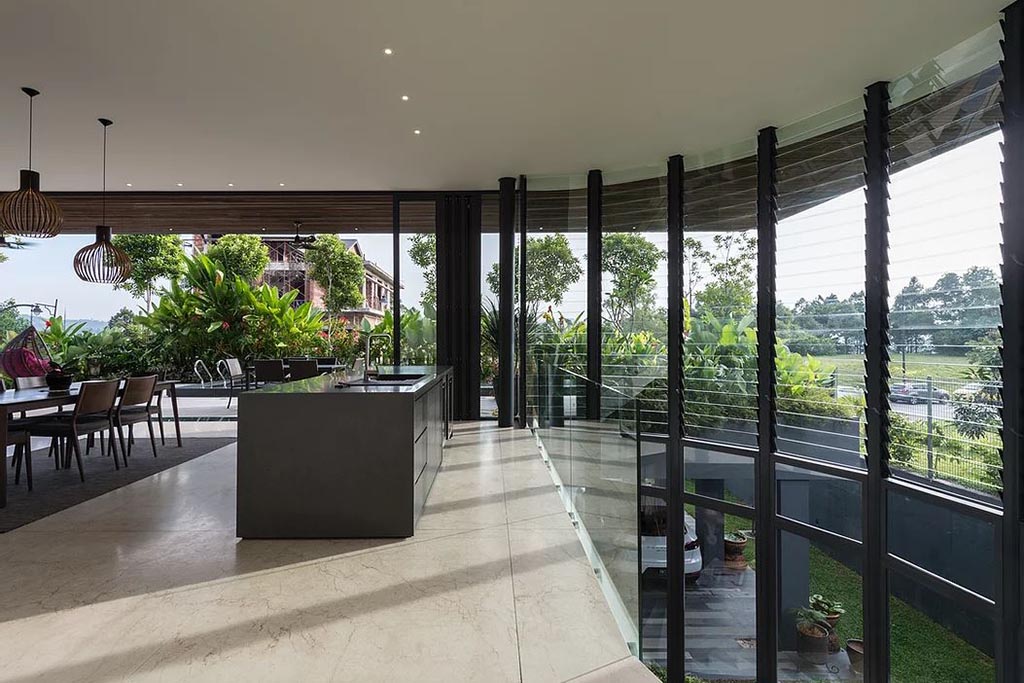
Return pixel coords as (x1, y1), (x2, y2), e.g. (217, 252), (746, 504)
(891, 382), (949, 404)
(640, 511), (703, 581)
(953, 382), (1000, 403)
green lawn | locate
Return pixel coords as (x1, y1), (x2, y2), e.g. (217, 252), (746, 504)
(818, 353), (975, 386)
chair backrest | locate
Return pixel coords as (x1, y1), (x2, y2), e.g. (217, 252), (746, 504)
(225, 358), (244, 379)
(288, 359), (319, 381)
(254, 359), (287, 382)
(120, 374), (158, 410)
(14, 375), (46, 390)
(316, 357), (338, 368)
(285, 356), (308, 365)
(75, 379), (120, 418)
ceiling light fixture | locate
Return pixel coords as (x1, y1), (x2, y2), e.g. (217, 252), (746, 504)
(176, 182), (183, 187)
(401, 95), (409, 101)
(227, 183), (234, 187)
(74, 118), (132, 285)
(413, 129), (421, 135)
(383, 48), (393, 55)
(125, 183), (132, 187)
(279, 183), (285, 187)
(0, 87), (64, 238)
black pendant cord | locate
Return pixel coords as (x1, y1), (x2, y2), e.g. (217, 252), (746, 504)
(99, 118), (113, 228)
(27, 91), (32, 171)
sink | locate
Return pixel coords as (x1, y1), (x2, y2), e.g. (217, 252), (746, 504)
(373, 373), (425, 382)
(336, 376), (422, 388)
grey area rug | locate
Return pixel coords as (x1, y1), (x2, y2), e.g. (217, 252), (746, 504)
(1, 437), (236, 533)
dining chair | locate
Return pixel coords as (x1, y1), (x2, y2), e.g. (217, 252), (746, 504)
(115, 375), (159, 458)
(254, 359), (287, 385)
(12, 374), (62, 460)
(27, 379), (123, 482)
(315, 357), (338, 370)
(287, 359), (319, 381)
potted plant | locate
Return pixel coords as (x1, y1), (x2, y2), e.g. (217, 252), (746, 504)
(809, 593), (846, 629)
(795, 607), (831, 663)
(724, 531), (747, 565)
(45, 362), (73, 392)
(846, 638), (865, 673)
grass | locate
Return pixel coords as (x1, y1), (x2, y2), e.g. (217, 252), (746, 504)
(818, 353), (975, 387)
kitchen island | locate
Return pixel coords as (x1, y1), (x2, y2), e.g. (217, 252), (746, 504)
(236, 365), (452, 538)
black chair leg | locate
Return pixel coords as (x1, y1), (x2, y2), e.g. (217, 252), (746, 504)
(147, 418), (158, 457)
(14, 443), (22, 484)
(116, 422), (128, 463)
(23, 443), (32, 491)
(70, 435), (84, 482)
(86, 433), (94, 455)
(157, 400), (166, 445)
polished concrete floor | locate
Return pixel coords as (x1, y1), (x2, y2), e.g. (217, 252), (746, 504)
(0, 422), (655, 683)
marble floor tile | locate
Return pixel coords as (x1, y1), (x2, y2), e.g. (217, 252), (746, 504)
(0, 422), (633, 683)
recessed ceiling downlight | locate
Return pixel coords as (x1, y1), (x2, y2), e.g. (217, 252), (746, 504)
(401, 95), (410, 101)
(383, 48), (393, 55)
(413, 129), (421, 135)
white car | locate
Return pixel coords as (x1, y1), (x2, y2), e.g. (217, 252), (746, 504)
(641, 512), (702, 581)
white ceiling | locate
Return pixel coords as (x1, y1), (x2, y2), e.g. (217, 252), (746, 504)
(0, 0), (1007, 192)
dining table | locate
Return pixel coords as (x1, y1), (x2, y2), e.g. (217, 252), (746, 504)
(0, 379), (182, 508)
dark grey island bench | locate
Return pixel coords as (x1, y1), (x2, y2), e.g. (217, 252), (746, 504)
(236, 365), (452, 538)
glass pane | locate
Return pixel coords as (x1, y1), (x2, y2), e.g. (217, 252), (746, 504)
(680, 506), (757, 681)
(889, 572), (995, 683)
(776, 463), (862, 541)
(480, 195), (500, 419)
(887, 490), (996, 599)
(682, 142), (759, 449)
(778, 531), (864, 682)
(525, 175), (587, 426)
(601, 168), (668, 437)
(685, 445), (755, 509)
(886, 35), (1004, 502)
(775, 100), (867, 468)
(398, 200), (437, 364)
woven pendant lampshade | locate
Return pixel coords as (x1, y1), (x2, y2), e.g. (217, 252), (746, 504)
(74, 225), (132, 284)
(0, 88), (64, 238)
(74, 118), (131, 284)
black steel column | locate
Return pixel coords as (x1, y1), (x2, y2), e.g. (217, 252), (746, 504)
(755, 127), (779, 683)
(998, 4), (1023, 680)
(665, 154), (685, 683)
(392, 195), (401, 363)
(587, 169), (603, 419)
(517, 175), (529, 428)
(863, 80), (893, 683)
(498, 177), (516, 427)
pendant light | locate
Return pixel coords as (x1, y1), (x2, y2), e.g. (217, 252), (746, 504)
(73, 118), (131, 284)
(0, 87), (64, 238)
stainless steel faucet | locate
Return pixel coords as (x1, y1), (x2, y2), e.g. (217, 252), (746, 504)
(364, 333), (392, 381)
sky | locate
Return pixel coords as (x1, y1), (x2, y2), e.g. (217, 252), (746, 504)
(0, 133), (1004, 323)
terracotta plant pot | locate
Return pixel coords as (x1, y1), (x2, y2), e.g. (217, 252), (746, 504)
(723, 533), (747, 564)
(797, 623), (831, 664)
(846, 638), (865, 673)
(825, 613), (842, 629)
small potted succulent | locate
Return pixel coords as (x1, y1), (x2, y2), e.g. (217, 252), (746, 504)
(846, 638), (865, 673)
(809, 594), (846, 629)
(795, 607), (832, 663)
(724, 531), (748, 565)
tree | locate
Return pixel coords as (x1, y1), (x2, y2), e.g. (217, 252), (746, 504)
(111, 234), (185, 311)
(408, 234), (437, 314)
(0, 298), (28, 341)
(205, 234), (270, 284)
(891, 276), (931, 352)
(693, 232), (757, 318)
(303, 234), (366, 315)
(683, 237), (711, 312)
(486, 234), (583, 306)
(601, 233), (665, 334)
(107, 307), (136, 330)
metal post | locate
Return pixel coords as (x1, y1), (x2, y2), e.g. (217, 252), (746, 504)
(997, 3), (1024, 679)
(498, 177), (516, 427)
(755, 127), (779, 683)
(587, 169), (603, 419)
(517, 175), (529, 428)
(864, 80), (893, 683)
(926, 376), (934, 480)
(665, 154), (685, 683)
(391, 195), (401, 364)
